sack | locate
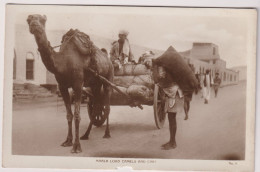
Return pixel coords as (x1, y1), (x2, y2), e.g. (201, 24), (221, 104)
(127, 85), (153, 102)
(114, 75), (154, 88)
(114, 64), (151, 76)
(152, 46), (199, 92)
(110, 85), (153, 105)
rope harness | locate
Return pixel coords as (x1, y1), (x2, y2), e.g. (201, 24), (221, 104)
(52, 30), (79, 49)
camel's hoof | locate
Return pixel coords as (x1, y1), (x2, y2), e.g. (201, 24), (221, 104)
(103, 133), (111, 139)
(80, 135), (89, 140)
(71, 143), (82, 153)
(61, 139), (73, 147)
(184, 116), (188, 120)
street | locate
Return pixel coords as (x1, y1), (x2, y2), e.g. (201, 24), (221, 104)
(12, 81), (246, 160)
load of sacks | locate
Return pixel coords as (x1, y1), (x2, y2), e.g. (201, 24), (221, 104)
(110, 46), (198, 105)
(111, 64), (154, 105)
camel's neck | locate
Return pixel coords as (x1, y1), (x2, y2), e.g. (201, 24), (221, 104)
(34, 31), (57, 74)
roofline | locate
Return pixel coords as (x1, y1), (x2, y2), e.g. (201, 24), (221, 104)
(193, 42), (217, 46)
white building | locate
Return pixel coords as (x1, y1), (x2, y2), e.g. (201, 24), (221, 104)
(13, 25), (239, 92)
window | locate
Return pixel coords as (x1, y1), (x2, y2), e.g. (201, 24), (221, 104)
(13, 49), (16, 79)
(26, 52), (34, 80)
(234, 75), (236, 81)
(224, 72), (226, 81)
(213, 47), (216, 55)
(230, 75), (232, 81)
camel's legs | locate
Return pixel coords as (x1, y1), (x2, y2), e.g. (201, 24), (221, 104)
(59, 85), (73, 147)
(103, 83), (112, 138)
(71, 86), (82, 153)
(103, 115), (110, 138)
(80, 121), (93, 140)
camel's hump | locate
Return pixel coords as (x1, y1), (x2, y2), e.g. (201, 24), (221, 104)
(61, 29), (96, 56)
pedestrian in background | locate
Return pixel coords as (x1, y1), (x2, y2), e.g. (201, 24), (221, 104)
(203, 69), (212, 104)
(213, 72), (222, 97)
(199, 73), (205, 98)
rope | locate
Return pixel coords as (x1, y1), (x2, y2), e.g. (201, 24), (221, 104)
(51, 30), (79, 49)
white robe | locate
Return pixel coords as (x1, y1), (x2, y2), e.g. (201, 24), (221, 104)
(203, 74), (211, 101)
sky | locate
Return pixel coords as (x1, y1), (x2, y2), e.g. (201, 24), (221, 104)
(14, 5), (255, 68)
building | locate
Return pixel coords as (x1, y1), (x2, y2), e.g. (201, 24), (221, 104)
(13, 24), (60, 88)
(13, 25), (238, 94)
(179, 42), (239, 86)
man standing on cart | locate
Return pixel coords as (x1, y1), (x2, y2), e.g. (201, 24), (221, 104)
(110, 30), (135, 69)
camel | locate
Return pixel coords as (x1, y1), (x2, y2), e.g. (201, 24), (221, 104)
(27, 14), (114, 153)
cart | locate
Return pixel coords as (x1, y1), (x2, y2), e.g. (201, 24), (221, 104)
(84, 64), (167, 129)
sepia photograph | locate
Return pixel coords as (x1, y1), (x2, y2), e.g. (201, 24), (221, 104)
(2, 4), (257, 171)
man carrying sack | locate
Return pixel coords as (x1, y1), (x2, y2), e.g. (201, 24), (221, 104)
(110, 30), (135, 69)
(152, 46), (198, 150)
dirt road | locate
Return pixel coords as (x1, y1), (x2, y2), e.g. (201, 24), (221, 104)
(12, 81), (246, 160)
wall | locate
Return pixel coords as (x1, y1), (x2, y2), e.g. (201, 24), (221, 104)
(189, 59), (239, 86)
(190, 43), (220, 61)
(14, 24), (47, 85)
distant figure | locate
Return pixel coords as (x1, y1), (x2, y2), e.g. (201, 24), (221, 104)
(138, 50), (155, 63)
(183, 91), (193, 120)
(213, 72), (222, 97)
(199, 73), (205, 98)
(203, 69), (212, 104)
(101, 48), (108, 57)
(188, 63), (195, 73)
(138, 50), (155, 69)
(110, 30), (134, 69)
(195, 72), (201, 94)
(183, 63), (196, 120)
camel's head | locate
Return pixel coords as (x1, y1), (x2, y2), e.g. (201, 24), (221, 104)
(27, 14), (47, 34)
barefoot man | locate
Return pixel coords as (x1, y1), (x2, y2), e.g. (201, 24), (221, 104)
(153, 65), (184, 150)
(151, 46), (198, 150)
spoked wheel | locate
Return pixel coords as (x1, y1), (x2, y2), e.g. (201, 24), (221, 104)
(153, 84), (166, 129)
(87, 98), (110, 127)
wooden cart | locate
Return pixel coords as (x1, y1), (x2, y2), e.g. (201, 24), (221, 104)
(84, 64), (167, 129)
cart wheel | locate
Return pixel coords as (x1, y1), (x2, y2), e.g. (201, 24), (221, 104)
(87, 98), (109, 127)
(153, 84), (166, 129)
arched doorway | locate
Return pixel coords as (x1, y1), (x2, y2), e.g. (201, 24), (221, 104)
(26, 52), (35, 80)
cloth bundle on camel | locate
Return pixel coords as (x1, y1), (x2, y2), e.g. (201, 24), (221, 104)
(153, 46), (199, 92)
(61, 29), (96, 56)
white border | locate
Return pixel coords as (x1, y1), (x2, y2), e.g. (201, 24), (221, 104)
(0, 1), (259, 172)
